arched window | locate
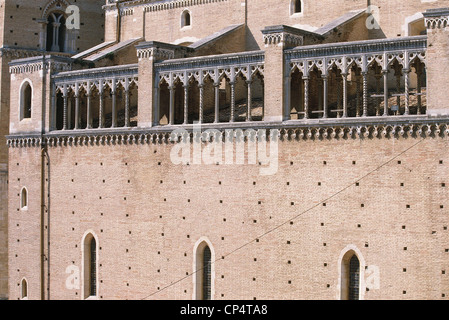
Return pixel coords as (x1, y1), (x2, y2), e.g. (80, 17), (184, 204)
(340, 250), (361, 300)
(83, 233), (97, 299)
(194, 239), (214, 300)
(20, 187), (28, 210)
(46, 12), (66, 52)
(20, 82), (32, 120)
(21, 279), (28, 300)
(291, 0), (302, 15)
(181, 10), (192, 28)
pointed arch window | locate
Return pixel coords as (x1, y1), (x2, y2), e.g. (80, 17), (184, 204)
(21, 279), (28, 300)
(20, 81), (32, 120)
(341, 251), (361, 300)
(20, 187), (28, 210)
(83, 233), (98, 299)
(46, 12), (66, 52)
(194, 240), (214, 300)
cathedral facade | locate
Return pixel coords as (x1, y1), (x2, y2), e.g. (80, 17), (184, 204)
(3, 0), (449, 300)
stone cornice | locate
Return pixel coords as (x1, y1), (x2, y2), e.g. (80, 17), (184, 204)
(262, 25), (308, 48)
(7, 117), (449, 148)
(9, 55), (73, 74)
(103, 0), (229, 14)
(423, 8), (449, 29)
(285, 36), (427, 60)
(136, 41), (193, 60)
(154, 50), (265, 73)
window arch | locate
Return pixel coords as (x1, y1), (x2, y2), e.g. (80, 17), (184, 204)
(21, 278), (28, 300)
(82, 232), (98, 299)
(339, 246), (365, 300)
(291, 0), (303, 15)
(193, 238), (215, 300)
(181, 10), (192, 28)
(20, 81), (32, 120)
(20, 187), (28, 210)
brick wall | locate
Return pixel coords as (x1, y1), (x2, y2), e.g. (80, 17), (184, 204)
(7, 134), (449, 300)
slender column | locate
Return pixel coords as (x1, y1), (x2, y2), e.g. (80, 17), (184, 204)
(86, 92), (92, 129)
(246, 80), (252, 122)
(214, 83), (220, 123)
(285, 73), (291, 120)
(67, 97), (72, 129)
(342, 73), (348, 118)
(169, 85), (175, 125)
(404, 69), (410, 115)
(155, 86), (160, 126)
(395, 68), (402, 111)
(336, 76), (342, 118)
(317, 80), (323, 116)
(198, 84), (204, 124)
(74, 84), (80, 130)
(125, 88), (130, 127)
(322, 75), (328, 119)
(303, 76), (309, 119)
(62, 85), (68, 130)
(362, 72), (368, 117)
(183, 84), (189, 125)
(416, 66), (422, 115)
(375, 72), (382, 116)
(99, 82), (105, 128)
(111, 81), (117, 128)
(52, 22), (61, 52)
(355, 73), (361, 117)
(230, 82), (235, 122)
(383, 70), (389, 116)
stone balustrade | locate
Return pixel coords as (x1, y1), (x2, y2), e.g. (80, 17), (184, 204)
(285, 36), (427, 120)
(52, 64), (139, 130)
(42, 36), (429, 135)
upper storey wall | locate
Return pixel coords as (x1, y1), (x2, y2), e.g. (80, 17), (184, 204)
(369, 0), (449, 38)
(109, 0), (449, 51)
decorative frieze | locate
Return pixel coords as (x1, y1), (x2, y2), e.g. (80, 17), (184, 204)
(423, 8), (449, 29)
(262, 25), (305, 48)
(104, 0), (229, 14)
(7, 121), (449, 148)
(137, 47), (175, 60)
(9, 55), (73, 74)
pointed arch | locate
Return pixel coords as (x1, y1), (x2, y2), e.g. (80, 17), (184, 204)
(81, 231), (99, 300)
(41, 0), (71, 19)
(337, 245), (366, 300)
(20, 187), (28, 210)
(193, 237), (215, 300)
(20, 278), (28, 300)
(19, 80), (33, 121)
